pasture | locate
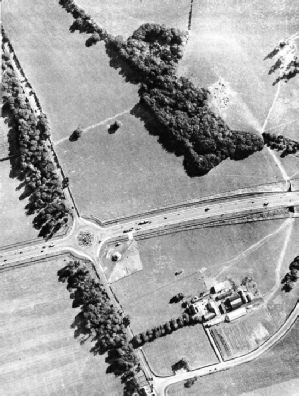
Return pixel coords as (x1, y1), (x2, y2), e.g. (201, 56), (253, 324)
(112, 218), (289, 305)
(79, 0), (191, 38)
(3, 0), (283, 223)
(178, 0), (298, 132)
(0, 255), (122, 396)
(167, 318), (299, 396)
(143, 325), (218, 376)
(111, 218), (297, 374)
(210, 307), (276, 360)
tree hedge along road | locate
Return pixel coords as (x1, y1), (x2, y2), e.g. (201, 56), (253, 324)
(1, 39), (70, 239)
(58, 261), (141, 396)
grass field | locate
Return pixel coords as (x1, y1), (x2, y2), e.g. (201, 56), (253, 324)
(0, 255), (122, 396)
(167, 318), (299, 396)
(112, 218), (288, 304)
(211, 307), (276, 360)
(264, 80), (299, 180)
(79, 0), (191, 38)
(3, 0), (283, 223)
(178, 0), (298, 132)
(143, 325), (218, 376)
(111, 218), (296, 374)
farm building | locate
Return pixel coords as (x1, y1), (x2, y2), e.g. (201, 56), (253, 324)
(219, 302), (226, 314)
(204, 312), (216, 321)
(215, 289), (232, 301)
(230, 297), (243, 310)
(238, 289), (247, 304)
(225, 307), (247, 322)
(211, 280), (231, 294)
(207, 300), (220, 315)
(205, 315), (225, 327)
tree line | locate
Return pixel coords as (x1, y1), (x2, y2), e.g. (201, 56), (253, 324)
(263, 132), (299, 157)
(58, 260), (143, 395)
(131, 311), (201, 348)
(282, 255), (299, 292)
(1, 32), (70, 238)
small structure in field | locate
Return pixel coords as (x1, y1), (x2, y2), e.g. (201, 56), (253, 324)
(108, 120), (123, 134)
(70, 127), (83, 141)
(111, 251), (122, 262)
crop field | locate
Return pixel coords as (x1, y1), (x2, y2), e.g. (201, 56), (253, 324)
(143, 325), (218, 376)
(0, 156), (40, 249)
(3, 0), (283, 223)
(167, 318), (299, 396)
(210, 307), (276, 360)
(79, 0), (191, 38)
(0, 255), (122, 396)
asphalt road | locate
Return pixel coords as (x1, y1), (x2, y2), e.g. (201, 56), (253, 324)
(1, 191), (299, 266)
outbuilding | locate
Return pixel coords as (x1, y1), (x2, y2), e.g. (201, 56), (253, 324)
(225, 307), (247, 322)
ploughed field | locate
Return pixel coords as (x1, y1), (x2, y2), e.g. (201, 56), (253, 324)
(0, 255), (122, 396)
(0, 120), (40, 248)
(168, 318), (299, 396)
(3, 0), (283, 223)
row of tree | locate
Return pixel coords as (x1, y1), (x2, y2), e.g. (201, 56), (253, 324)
(2, 33), (70, 238)
(282, 255), (299, 292)
(58, 260), (142, 395)
(263, 132), (298, 156)
(58, 0), (265, 175)
(131, 312), (199, 348)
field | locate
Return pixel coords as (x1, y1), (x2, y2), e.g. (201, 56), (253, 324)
(3, 0), (283, 223)
(111, 218), (299, 373)
(178, 0), (298, 131)
(0, 255), (122, 396)
(143, 325), (218, 376)
(0, 147), (40, 249)
(79, 0), (191, 38)
(167, 318), (299, 396)
(112, 218), (290, 304)
(211, 307), (276, 360)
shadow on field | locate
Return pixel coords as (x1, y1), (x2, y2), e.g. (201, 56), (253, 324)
(130, 102), (185, 157)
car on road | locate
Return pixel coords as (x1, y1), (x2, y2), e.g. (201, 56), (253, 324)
(138, 220), (152, 225)
(123, 227), (134, 233)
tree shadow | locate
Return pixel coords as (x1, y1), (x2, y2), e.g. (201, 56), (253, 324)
(264, 47), (280, 61)
(268, 58), (282, 75)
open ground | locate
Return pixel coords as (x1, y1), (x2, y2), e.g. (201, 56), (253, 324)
(0, 255), (122, 396)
